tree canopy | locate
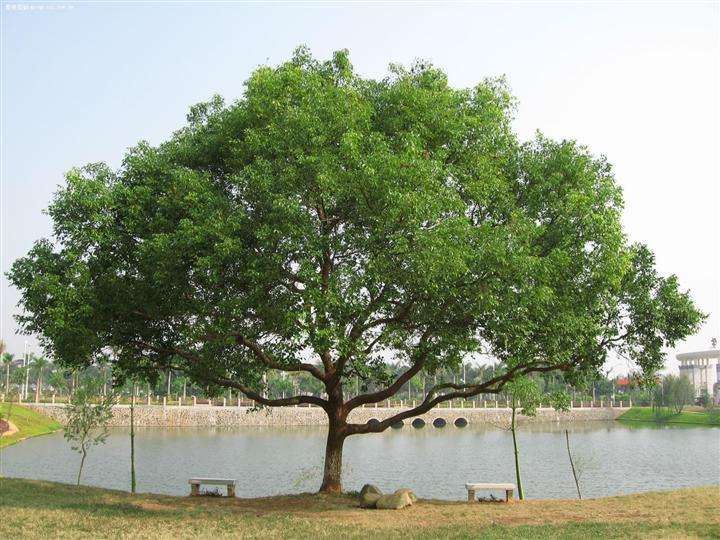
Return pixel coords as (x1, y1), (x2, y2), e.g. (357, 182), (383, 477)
(8, 47), (704, 492)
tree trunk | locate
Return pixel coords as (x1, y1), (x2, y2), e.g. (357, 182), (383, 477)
(319, 422), (345, 493)
(77, 445), (87, 486)
(318, 385), (347, 494)
(130, 388), (136, 494)
(511, 401), (524, 500)
(35, 369), (43, 403)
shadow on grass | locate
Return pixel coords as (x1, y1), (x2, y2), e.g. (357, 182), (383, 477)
(0, 477), (360, 518)
(0, 478), (186, 517)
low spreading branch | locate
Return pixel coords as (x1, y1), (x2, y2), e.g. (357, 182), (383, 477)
(134, 340), (328, 410)
(346, 361), (573, 435)
(233, 334), (326, 381)
(344, 329), (432, 410)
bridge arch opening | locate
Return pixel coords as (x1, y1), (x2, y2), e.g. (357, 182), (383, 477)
(391, 420), (404, 429)
(367, 418), (380, 427)
(433, 418), (447, 428)
(454, 417), (468, 428)
(411, 418), (426, 429)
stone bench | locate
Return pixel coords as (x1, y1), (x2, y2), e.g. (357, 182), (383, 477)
(189, 477), (236, 497)
(465, 482), (516, 503)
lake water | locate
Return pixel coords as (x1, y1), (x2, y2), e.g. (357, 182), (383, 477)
(2, 421), (718, 500)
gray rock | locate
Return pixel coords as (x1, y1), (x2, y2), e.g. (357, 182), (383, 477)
(394, 488), (417, 504)
(359, 484), (382, 497)
(375, 491), (412, 510)
(359, 491), (382, 508)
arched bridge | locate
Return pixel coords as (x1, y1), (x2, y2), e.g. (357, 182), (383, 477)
(346, 405), (625, 428)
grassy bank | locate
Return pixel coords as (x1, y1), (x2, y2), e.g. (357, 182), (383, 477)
(0, 478), (717, 539)
(618, 406), (720, 426)
(0, 403), (61, 448)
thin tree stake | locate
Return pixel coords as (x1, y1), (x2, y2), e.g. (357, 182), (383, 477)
(565, 429), (582, 499)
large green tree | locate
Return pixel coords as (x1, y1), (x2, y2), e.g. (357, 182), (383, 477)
(8, 48), (703, 493)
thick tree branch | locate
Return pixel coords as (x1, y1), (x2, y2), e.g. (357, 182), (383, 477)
(346, 360), (573, 435)
(211, 375), (328, 409)
(600, 330), (631, 347)
(335, 295), (416, 380)
(344, 329), (432, 410)
(134, 340), (328, 409)
(129, 310), (326, 381)
(345, 285), (393, 341)
(233, 334), (326, 381)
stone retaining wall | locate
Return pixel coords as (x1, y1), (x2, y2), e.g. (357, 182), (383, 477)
(26, 403), (626, 428)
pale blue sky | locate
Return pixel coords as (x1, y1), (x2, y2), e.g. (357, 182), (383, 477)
(1, 1), (718, 374)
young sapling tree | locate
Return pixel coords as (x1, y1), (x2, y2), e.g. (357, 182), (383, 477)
(63, 384), (114, 486)
(497, 377), (570, 500)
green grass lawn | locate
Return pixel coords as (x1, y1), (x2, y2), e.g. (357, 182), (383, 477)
(0, 478), (717, 539)
(0, 402), (61, 448)
(618, 406), (720, 426)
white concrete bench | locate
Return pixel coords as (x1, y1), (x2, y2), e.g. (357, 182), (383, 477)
(189, 477), (236, 497)
(465, 482), (516, 503)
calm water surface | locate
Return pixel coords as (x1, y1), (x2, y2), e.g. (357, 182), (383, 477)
(2, 421), (718, 500)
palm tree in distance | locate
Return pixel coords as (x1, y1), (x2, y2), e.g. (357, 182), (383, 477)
(0, 339), (7, 395)
(2, 353), (14, 396)
(32, 355), (49, 403)
(47, 368), (68, 398)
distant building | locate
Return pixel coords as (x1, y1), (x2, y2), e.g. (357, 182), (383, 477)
(676, 348), (720, 403)
(614, 376), (635, 394)
(616, 377), (631, 390)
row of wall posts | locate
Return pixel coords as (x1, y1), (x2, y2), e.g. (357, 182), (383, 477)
(1, 393), (631, 409)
